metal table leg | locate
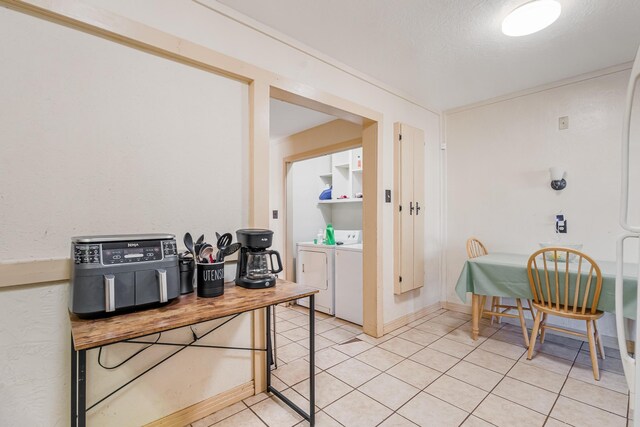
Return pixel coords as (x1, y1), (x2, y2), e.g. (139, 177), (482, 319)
(273, 305), (278, 370)
(266, 296), (316, 426)
(78, 349), (86, 427)
(309, 294), (315, 426)
(71, 337), (76, 426)
(70, 336), (87, 427)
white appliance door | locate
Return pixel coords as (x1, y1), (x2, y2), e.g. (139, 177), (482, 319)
(620, 44), (640, 232)
(297, 250), (328, 291)
(616, 44), (640, 424)
(335, 248), (363, 325)
(615, 235), (640, 424)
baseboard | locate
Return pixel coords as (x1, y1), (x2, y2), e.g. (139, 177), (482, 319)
(383, 302), (442, 334)
(145, 380), (255, 427)
(442, 301), (472, 315)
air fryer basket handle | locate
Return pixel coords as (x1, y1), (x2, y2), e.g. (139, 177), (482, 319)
(268, 250), (283, 274)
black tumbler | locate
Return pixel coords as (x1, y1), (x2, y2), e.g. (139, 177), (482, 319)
(197, 262), (225, 298)
(178, 254), (195, 294)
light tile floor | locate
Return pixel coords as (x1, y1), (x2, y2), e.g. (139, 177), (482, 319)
(192, 305), (631, 427)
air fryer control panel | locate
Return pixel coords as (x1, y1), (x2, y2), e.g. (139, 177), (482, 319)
(73, 239), (178, 265)
(70, 234), (179, 317)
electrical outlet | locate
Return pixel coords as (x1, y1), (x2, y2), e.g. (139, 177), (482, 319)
(385, 190), (391, 203)
(559, 116), (569, 130)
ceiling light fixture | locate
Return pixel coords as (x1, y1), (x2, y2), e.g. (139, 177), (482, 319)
(502, 0), (562, 37)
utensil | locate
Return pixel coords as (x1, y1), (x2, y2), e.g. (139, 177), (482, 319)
(216, 233), (232, 248)
(215, 233), (233, 261)
(198, 243), (215, 263)
(184, 233), (196, 259)
(217, 242), (241, 262)
(196, 234), (205, 245)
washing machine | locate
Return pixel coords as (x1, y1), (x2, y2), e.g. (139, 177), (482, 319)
(296, 230), (361, 315)
(335, 243), (363, 325)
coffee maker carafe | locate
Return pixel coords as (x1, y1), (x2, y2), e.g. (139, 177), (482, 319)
(235, 229), (283, 289)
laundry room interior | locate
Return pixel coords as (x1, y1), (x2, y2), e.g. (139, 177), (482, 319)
(269, 99), (364, 326)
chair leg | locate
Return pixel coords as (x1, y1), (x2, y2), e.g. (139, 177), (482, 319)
(515, 299), (530, 347)
(490, 297), (498, 325)
(480, 295), (487, 320)
(593, 320), (605, 360)
(497, 297), (502, 324)
(527, 299), (536, 320)
(527, 310), (542, 359)
(540, 313), (548, 343)
(586, 320), (600, 381)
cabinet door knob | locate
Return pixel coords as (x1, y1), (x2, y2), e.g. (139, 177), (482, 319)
(409, 201), (414, 215)
(416, 202), (421, 215)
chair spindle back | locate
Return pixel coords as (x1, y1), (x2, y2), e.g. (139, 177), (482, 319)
(526, 248), (602, 315)
(466, 238), (488, 259)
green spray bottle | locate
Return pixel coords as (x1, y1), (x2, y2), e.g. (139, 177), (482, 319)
(325, 223), (335, 245)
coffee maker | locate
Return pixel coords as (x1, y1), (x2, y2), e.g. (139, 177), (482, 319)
(235, 229), (283, 289)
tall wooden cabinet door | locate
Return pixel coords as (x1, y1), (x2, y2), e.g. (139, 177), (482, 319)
(412, 127), (425, 290)
(394, 122), (425, 294)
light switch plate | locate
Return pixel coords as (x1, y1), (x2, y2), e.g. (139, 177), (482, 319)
(559, 116), (569, 130)
(385, 190), (391, 203)
(272, 210), (278, 219)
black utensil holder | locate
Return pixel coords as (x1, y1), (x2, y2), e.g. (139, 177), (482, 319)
(197, 262), (225, 298)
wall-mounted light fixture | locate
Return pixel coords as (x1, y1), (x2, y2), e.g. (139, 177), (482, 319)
(549, 167), (566, 191)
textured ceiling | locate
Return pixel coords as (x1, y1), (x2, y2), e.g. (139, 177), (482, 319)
(215, 0), (640, 110)
(270, 99), (336, 140)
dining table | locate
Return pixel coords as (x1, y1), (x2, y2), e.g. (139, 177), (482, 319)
(455, 252), (638, 340)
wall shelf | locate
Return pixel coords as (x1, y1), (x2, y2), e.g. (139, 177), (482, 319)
(319, 173), (333, 179)
(318, 199), (363, 205)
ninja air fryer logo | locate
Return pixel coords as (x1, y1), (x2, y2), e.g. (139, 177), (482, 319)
(128, 243), (140, 247)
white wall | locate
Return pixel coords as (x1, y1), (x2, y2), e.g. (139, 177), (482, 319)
(0, 7), (250, 426)
(83, 0), (444, 325)
(291, 154), (332, 254)
(445, 68), (638, 337)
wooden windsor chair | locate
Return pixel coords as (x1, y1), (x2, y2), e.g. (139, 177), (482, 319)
(526, 247), (605, 380)
(466, 238), (535, 346)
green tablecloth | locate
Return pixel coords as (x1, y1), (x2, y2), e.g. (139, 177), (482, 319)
(455, 253), (638, 319)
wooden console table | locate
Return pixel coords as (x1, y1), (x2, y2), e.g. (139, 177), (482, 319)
(69, 279), (318, 426)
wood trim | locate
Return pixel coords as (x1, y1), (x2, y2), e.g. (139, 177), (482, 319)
(383, 302), (442, 335)
(1, 0), (261, 84)
(442, 301), (472, 314)
(252, 308), (266, 394)
(249, 80), (271, 228)
(282, 137), (362, 164)
(362, 121), (383, 337)
(145, 380), (254, 427)
(0, 258), (70, 288)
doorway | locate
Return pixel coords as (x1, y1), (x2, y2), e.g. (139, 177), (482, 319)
(267, 95), (379, 335)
